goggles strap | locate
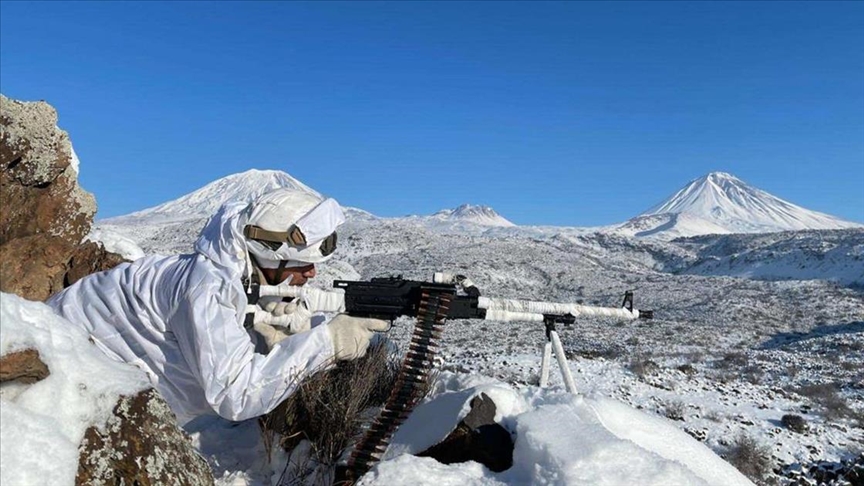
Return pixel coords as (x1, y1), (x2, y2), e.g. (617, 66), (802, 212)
(244, 225), (309, 246)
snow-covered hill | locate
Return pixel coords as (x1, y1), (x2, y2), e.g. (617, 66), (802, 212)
(624, 172), (862, 238)
(431, 204), (515, 227)
(102, 169), (321, 225)
(674, 229), (864, 288)
(611, 212), (732, 240)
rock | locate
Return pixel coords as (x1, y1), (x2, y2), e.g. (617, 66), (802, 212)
(417, 393), (514, 472)
(76, 388), (214, 486)
(65, 240), (128, 286)
(780, 453), (864, 486)
(781, 414), (808, 434)
(0, 95), (125, 301)
(0, 348), (49, 384)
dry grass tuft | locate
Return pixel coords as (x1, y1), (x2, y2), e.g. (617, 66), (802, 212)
(262, 342), (434, 484)
(724, 433), (773, 483)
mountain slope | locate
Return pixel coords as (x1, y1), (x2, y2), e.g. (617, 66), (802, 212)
(102, 169), (321, 224)
(430, 204), (515, 227)
(639, 172), (861, 234)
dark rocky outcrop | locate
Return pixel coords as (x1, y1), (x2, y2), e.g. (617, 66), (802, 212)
(0, 95), (210, 485)
(417, 393), (514, 472)
(76, 388), (214, 486)
(0, 94), (125, 301)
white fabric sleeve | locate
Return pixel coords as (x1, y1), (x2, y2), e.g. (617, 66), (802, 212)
(173, 281), (336, 421)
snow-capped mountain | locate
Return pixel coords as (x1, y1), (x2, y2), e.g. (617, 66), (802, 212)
(102, 169), (321, 224)
(630, 171), (861, 236)
(431, 204), (515, 227)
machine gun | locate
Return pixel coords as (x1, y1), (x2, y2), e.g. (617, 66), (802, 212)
(334, 274), (652, 321)
(245, 273), (652, 484)
(247, 273), (652, 325)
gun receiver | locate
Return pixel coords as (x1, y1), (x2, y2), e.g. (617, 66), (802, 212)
(333, 276), (486, 321)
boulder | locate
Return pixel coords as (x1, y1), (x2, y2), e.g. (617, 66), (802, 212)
(0, 94), (125, 301)
(417, 393), (514, 472)
(65, 240), (128, 286)
(76, 388), (214, 486)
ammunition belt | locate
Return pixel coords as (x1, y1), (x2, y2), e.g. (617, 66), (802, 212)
(337, 288), (453, 484)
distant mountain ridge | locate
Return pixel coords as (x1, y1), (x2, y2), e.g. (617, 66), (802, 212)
(103, 169), (859, 238)
(104, 169), (516, 228)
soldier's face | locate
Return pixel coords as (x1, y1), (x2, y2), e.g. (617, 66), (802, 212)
(261, 263), (316, 286)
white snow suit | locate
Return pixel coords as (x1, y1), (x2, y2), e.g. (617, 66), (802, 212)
(48, 202), (336, 425)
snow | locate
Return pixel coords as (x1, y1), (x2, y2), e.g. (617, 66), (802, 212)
(101, 169), (323, 225)
(68, 143), (80, 175)
(612, 213), (732, 241)
(634, 172), (862, 237)
(432, 204), (516, 227)
(86, 226), (146, 261)
(361, 376), (753, 486)
(6, 167), (861, 485)
(0, 292), (149, 486)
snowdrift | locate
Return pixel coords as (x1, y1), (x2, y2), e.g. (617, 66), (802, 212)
(362, 374), (754, 486)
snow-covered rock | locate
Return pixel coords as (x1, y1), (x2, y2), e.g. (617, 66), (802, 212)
(86, 227), (145, 261)
(363, 378), (754, 486)
(0, 293), (212, 486)
(0, 293), (148, 485)
(0, 95), (104, 301)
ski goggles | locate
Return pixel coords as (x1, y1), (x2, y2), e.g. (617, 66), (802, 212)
(244, 198), (343, 261)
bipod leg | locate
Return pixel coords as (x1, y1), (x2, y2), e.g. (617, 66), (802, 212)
(549, 330), (578, 394)
(540, 318), (556, 388)
(540, 341), (552, 388)
(543, 315), (577, 394)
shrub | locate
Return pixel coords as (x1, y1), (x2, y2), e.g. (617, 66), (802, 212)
(628, 359), (660, 378)
(664, 401), (686, 421)
(781, 414), (807, 434)
(724, 434), (773, 483)
(676, 363), (696, 376)
(797, 383), (856, 421)
(718, 351), (749, 369)
(262, 341), (403, 466)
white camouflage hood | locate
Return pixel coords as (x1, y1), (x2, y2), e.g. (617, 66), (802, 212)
(193, 201), (252, 280)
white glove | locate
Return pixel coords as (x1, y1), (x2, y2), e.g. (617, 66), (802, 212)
(258, 297), (312, 334)
(253, 321), (290, 351)
(262, 299), (296, 316)
(326, 315), (389, 361)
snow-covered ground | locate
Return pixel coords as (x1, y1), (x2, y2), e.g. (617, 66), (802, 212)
(0, 293), (758, 486)
(18, 168), (863, 485)
(93, 209), (864, 485)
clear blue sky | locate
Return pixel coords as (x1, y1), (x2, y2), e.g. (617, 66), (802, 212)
(2, 1), (862, 226)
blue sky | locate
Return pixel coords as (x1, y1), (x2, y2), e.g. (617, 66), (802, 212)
(2, 1), (862, 226)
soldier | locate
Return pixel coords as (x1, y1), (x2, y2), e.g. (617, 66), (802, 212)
(49, 188), (387, 425)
